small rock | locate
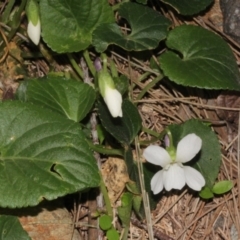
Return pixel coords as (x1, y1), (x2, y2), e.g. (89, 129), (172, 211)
(220, 0), (240, 44)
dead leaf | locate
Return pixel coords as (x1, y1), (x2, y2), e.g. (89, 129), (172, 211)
(101, 157), (129, 205)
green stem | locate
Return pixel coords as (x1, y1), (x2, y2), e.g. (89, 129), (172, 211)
(136, 73), (163, 100)
(122, 226), (130, 240)
(2, 0), (16, 23)
(87, 140), (124, 156)
(109, 59), (118, 78)
(0, 0), (28, 53)
(138, 72), (152, 82)
(83, 50), (96, 77)
(39, 43), (54, 62)
(138, 138), (158, 146)
(131, 72), (151, 91)
(67, 53), (84, 80)
(142, 126), (161, 138)
(99, 174), (113, 219)
(139, 127), (168, 145)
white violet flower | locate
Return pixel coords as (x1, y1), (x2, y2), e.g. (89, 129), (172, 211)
(143, 133), (205, 194)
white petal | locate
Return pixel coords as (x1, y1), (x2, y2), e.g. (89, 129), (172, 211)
(27, 20), (41, 45)
(176, 133), (202, 163)
(104, 88), (122, 118)
(184, 166), (205, 191)
(143, 145), (171, 167)
(150, 170), (164, 194)
(163, 163), (185, 191)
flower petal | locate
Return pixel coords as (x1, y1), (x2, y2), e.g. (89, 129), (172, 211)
(176, 133), (202, 163)
(104, 88), (122, 118)
(163, 163), (185, 191)
(27, 20), (41, 45)
(150, 170), (164, 194)
(184, 166), (205, 191)
(143, 145), (171, 167)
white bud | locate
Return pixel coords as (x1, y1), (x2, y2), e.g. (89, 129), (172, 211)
(104, 87), (123, 118)
(27, 19), (41, 45)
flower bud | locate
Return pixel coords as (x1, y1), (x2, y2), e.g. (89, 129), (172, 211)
(26, 0), (41, 45)
(98, 70), (123, 118)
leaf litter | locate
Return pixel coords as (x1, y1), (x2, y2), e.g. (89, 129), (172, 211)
(0, 0), (240, 239)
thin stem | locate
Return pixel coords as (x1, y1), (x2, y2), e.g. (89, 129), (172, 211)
(83, 50), (96, 77)
(99, 175), (113, 219)
(67, 53), (84, 79)
(136, 73), (163, 100)
(131, 71), (151, 91)
(138, 72), (152, 82)
(2, 0), (19, 23)
(109, 58), (118, 78)
(142, 126), (161, 138)
(38, 43), (56, 65)
(121, 226), (130, 240)
(87, 140), (124, 156)
(0, 0), (28, 52)
(138, 138), (159, 146)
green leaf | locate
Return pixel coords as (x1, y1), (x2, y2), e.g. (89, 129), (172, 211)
(136, 0), (148, 4)
(126, 181), (141, 195)
(0, 215), (31, 240)
(16, 77), (95, 122)
(99, 215), (112, 231)
(98, 99), (141, 145)
(212, 180), (233, 194)
(96, 124), (106, 145)
(40, 0), (114, 53)
(117, 192), (133, 227)
(168, 119), (221, 189)
(93, 2), (171, 52)
(132, 195), (142, 215)
(106, 229), (119, 240)
(124, 148), (138, 180)
(199, 186), (214, 199)
(113, 75), (129, 95)
(0, 101), (99, 208)
(161, 0), (213, 15)
(142, 163), (159, 210)
(160, 25), (240, 90)
(150, 57), (161, 73)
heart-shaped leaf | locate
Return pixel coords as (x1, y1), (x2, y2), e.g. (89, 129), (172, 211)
(160, 25), (240, 90)
(40, 0), (114, 53)
(161, 0), (213, 15)
(0, 101), (99, 208)
(168, 119), (221, 189)
(93, 2), (171, 52)
(0, 215), (30, 240)
(98, 99), (141, 145)
(16, 77), (95, 122)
